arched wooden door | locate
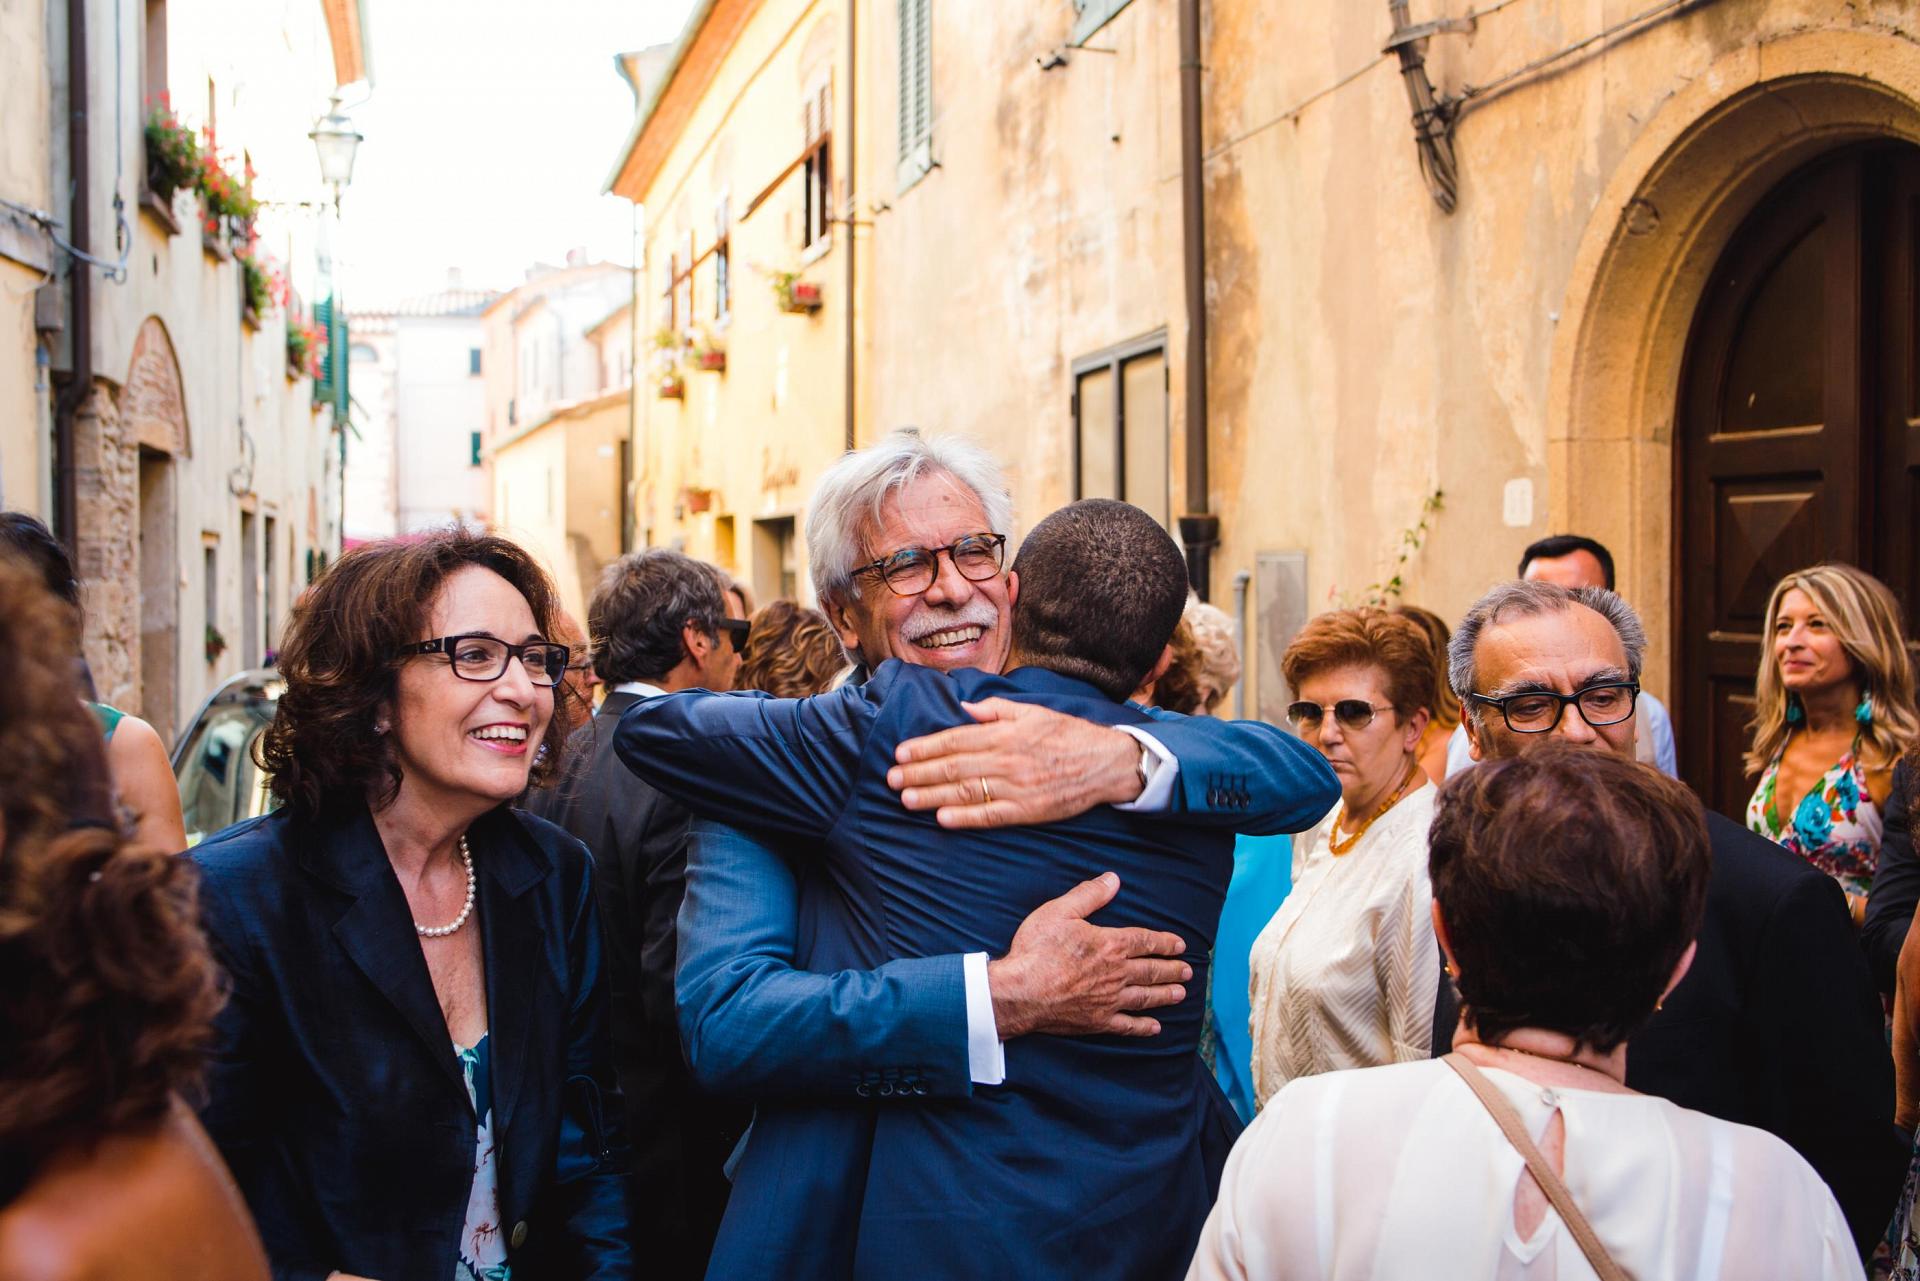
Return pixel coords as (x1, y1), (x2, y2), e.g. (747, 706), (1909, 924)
(1676, 143), (1920, 817)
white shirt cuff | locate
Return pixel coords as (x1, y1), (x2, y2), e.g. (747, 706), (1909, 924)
(1111, 725), (1178, 812)
(962, 951), (1006, 1086)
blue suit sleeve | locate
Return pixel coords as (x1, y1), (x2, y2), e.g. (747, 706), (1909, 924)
(675, 817), (972, 1100)
(614, 684), (878, 839)
(1135, 709), (1339, 836)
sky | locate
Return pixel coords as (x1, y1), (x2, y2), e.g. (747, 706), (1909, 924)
(335, 0), (696, 306)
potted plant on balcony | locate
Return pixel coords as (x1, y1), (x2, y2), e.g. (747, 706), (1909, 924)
(236, 249), (273, 327)
(142, 99), (197, 233)
(195, 130), (258, 258)
(657, 371), (686, 400)
(772, 270), (823, 314)
(286, 315), (323, 381)
(205, 623), (229, 666)
(690, 330), (726, 373)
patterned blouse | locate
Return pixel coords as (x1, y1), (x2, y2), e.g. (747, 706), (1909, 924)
(454, 1034), (511, 1281)
(1746, 735), (1884, 900)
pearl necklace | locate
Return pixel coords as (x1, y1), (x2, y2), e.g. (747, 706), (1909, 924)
(414, 835), (476, 938)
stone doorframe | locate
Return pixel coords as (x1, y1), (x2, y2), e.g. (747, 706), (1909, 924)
(77, 317), (190, 727)
(1544, 29), (1920, 695)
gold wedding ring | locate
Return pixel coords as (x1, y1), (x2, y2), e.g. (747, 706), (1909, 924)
(979, 776), (994, 805)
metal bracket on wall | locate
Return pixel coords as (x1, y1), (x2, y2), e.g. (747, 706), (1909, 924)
(1384, 1), (1464, 214)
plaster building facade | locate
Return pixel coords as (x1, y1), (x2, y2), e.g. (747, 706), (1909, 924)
(619, 0), (1920, 813)
(480, 260), (632, 621)
(12, 0), (365, 745)
(607, 1), (854, 605)
(343, 282), (498, 541)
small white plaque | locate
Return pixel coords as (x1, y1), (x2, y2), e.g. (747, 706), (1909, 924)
(1502, 478), (1533, 528)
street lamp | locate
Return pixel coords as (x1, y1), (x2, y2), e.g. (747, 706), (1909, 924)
(308, 95), (363, 208)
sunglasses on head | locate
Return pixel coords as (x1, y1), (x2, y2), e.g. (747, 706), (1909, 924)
(1286, 699), (1392, 732)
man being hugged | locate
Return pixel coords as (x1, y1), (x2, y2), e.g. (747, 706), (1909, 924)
(622, 499), (1292, 1279)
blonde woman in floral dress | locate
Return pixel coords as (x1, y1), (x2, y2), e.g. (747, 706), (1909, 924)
(1745, 563), (1917, 925)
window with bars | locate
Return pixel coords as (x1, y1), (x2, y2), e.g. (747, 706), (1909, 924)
(897, 0), (933, 191)
(801, 82), (832, 252)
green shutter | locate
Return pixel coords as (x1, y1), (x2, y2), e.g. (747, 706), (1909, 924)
(897, 0), (933, 191)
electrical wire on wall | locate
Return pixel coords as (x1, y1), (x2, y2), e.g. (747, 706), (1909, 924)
(1385, 0), (1460, 213)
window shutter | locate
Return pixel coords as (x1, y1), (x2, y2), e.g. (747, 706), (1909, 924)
(897, 0), (932, 189)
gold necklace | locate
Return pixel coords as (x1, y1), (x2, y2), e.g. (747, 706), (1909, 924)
(1328, 758), (1422, 855)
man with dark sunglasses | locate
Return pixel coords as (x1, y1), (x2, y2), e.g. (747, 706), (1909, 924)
(524, 547), (751, 1278)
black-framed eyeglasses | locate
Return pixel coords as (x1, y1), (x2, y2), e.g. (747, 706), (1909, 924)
(852, 533), (1007, 598)
(402, 634), (571, 688)
(719, 618), (751, 654)
(1469, 681), (1640, 734)
(1286, 700), (1392, 732)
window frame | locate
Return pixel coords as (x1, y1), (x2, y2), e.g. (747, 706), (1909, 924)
(896, 0), (934, 193)
(1070, 329), (1170, 522)
(801, 77), (833, 255)
(714, 191), (732, 325)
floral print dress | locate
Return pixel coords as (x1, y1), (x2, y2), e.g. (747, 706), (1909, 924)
(1747, 734), (1884, 899)
(454, 1034), (511, 1281)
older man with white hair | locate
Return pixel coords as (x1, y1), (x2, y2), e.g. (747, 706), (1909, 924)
(639, 429), (1335, 1275)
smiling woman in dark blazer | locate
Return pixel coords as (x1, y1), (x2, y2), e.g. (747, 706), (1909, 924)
(192, 528), (634, 1281)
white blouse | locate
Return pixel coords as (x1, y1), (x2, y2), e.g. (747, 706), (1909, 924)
(1247, 781), (1438, 1106)
(1186, 1059), (1863, 1281)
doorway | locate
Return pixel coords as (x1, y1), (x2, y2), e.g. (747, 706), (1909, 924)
(1675, 142), (1920, 816)
(137, 449), (178, 746)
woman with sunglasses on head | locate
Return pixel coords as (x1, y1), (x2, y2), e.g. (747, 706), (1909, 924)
(1246, 607), (1440, 1105)
(192, 528), (635, 1281)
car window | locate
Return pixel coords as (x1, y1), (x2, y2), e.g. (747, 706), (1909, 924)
(176, 702), (278, 846)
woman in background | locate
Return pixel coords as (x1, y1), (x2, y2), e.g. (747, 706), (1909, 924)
(1394, 603), (1462, 783)
(1144, 599), (1282, 1124)
(737, 599), (851, 697)
(1746, 563), (1917, 922)
(0, 511), (185, 854)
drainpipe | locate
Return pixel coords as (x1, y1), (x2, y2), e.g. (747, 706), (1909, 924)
(1231, 569), (1250, 718)
(625, 200), (638, 551)
(52, 0), (91, 554)
(1176, 0), (1218, 599)
(841, 0), (858, 452)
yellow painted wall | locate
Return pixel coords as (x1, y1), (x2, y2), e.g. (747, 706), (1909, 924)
(0, 0), (52, 515)
(491, 393), (629, 624)
(629, 0), (848, 603)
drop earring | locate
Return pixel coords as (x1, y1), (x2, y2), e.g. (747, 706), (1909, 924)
(374, 719), (390, 735)
(1785, 695), (1804, 726)
(1856, 696), (1874, 727)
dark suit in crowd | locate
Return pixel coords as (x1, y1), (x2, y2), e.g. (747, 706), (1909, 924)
(192, 803), (634, 1281)
(1866, 758), (1918, 997)
(1434, 809), (1902, 1255)
(618, 661), (1337, 1281)
(525, 688), (748, 1277)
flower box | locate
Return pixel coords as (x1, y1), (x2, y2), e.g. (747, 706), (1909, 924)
(694, 349), (727, 373)
(683, 487), (714, 513)
(657, 374), (685, 400)
(780, 279), (823, 313)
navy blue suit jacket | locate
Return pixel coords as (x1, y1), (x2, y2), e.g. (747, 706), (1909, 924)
(192, 803), (636, 1281)
(620, 662), (1313, 1279)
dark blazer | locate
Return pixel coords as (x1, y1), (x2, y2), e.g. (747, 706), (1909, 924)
(192, 803), (635, 1281)
(1433, 809), (1901, 1255)
(1865, 758), (1917, 996)
(622, 663), (1291, 1281)
(525, 689), (748, 1277)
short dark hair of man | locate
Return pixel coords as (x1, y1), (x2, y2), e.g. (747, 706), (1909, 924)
(260, 526), (575, 816)
(588, 548), (727, 686)
(1428, 742), (1710, 1054)
(1517, 533), (1616, 590)
(1008, 499), (1189, 702)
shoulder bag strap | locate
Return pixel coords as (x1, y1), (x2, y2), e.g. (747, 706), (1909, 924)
(1442, 1052), (1631, 1281)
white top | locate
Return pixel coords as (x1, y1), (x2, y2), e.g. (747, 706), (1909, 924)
(1186, 1059), (1863, 1281)
(1247, 781), (1438, 1106)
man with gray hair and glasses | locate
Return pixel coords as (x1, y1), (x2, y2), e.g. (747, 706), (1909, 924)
(630, 429), (1335, 1274)
(1436, 578), (1902, 1257)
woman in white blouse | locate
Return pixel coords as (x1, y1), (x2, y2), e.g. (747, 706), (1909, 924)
(1190, 746), (1861, 1281)
(1247, 607), (1438, 1104)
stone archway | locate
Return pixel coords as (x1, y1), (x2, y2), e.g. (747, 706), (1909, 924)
(1544, 29), (1920, 705)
